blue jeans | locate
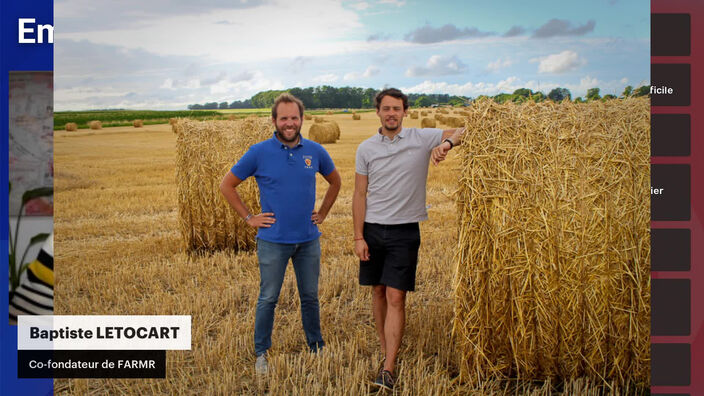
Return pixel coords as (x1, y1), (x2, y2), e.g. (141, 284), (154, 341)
(254, 237), (324, 356)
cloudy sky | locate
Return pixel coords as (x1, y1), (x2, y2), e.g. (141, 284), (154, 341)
(54, 0), (649, 110)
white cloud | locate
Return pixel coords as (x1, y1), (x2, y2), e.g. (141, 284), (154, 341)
(379, 0), (406, 6)
(401, 77), (522, 97)
(620, 77), (629, 84)
(486, 57), (513, 72)
(209, 71), (283, 96)
(406, 55), (467, 77)
(57, 0), (365, 63)
(350, 2), (370, 10)
(344, 66), (380, 80)
(531, 50), (586, 74)
(312, 73), (339, 83)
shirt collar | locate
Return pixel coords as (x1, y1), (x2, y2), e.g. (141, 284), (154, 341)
(272, 131), (303, 149)
(377, 127), (407, 142)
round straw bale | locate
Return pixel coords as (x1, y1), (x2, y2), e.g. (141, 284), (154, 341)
(133, 119), (144, 128)
(352, 114), (361, 120)
(444, 116), (464, 128)
(304, 113), (312, 120)
(326, 110), (333, 115)
(421, 110), (428, 116)
(420, 118), (436, 128)
(314, 116), (325, 123)
(89, 120), (102, 130)
(65, 122), (78, 131)
(308, 122), (337, 144)
(410, 111), (419, 119)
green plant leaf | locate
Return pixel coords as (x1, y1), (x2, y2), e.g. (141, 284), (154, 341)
(21, 187), (53, 205)
(28, 233), (50, 246)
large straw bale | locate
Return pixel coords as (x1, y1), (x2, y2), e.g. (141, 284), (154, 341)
(453, 98), (650, 387)
(89, 120), (102, 130)
(133, 119), (144, 128)
(174, 117), (270, 252)
(309, 122), (338, 144)
(420, 118), (436, 128)
(65, 123), (77, 131)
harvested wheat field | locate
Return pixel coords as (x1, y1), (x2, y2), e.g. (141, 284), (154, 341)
(53, 105), (648, 395)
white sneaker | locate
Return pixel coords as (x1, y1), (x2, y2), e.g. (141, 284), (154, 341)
(255, 354), (269, 375)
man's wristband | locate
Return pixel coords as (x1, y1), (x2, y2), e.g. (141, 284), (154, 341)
(443, 138), (454, 149)
(244, 214), (253, 222)
(354, 237), (364, 241)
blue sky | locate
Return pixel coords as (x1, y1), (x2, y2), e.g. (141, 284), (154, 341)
(54, 0), (649, 110)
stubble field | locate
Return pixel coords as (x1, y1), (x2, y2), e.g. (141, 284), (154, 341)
(53, 112), (488, 395)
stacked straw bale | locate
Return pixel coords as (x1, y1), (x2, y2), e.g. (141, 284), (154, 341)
(174, 117), (270, 252)
(89, 120), (102, 130)
(420, 118), (436, 128)
(352, 114), (361, 120)
(452, 98), (650, 387)
(309, 122), (338, 144)
(65, 122), (78, 132)
(133, 119), (144, 128)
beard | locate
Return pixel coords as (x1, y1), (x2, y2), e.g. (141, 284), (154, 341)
(382, 117), (401, 132)
(277, 125), (301, 143)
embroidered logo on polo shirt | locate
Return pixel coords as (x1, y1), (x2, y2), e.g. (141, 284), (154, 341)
(303, 155), (313, 169)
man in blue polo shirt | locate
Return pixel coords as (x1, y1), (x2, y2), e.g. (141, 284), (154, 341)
(220, 93), (341, 375)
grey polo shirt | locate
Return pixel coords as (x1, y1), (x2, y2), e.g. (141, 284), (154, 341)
(355, 127), (443, 224)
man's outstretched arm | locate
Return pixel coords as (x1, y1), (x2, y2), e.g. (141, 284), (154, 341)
(431, 127), (466, 165)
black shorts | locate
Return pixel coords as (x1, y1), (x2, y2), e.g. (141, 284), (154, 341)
(359, 222), (421, 292)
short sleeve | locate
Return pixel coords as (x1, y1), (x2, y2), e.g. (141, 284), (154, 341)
(317, 146), (335, 176)
(420, 128), (444, 151)
(355, 144), (368, 176)
(230, 146), (258, 180)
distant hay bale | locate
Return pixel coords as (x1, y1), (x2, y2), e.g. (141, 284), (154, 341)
(314, 116), (325, 123)
(65, 122), (77, 131)
(444, 116), (464, 128)
(326, 110), (333, 115)
(228, 115), (237, 121)
(421, 111), (429, 116)
(352, 114), (361, 120)
(420, 118), (436, 128)
(89, 120), (102, 130)
(434, 114), (447, 124)
(308, 122), (338, 144)
(453, 98), (650, 387)
(410, 111), (419, 119)
(133, 119), (144, 128)
(304, 114), (312, 120)
(173, 117), (270, 252)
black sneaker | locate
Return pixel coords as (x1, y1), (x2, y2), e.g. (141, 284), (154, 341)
(373, 369), (395, 390)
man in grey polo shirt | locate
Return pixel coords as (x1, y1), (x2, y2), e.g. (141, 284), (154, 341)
(352, 88), (464, 390)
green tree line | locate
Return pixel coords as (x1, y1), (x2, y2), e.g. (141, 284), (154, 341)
(187, 85), (650, 110)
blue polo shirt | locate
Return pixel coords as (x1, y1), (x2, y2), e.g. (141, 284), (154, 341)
(231, 132), (336, 244)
